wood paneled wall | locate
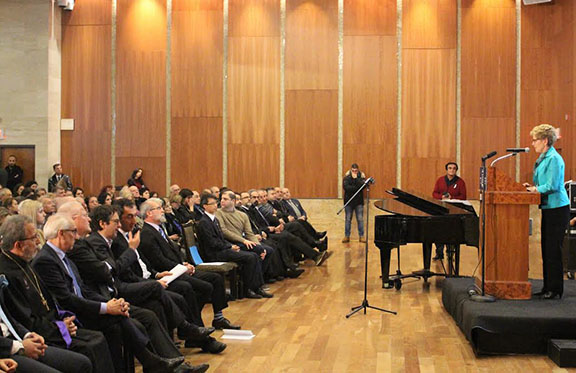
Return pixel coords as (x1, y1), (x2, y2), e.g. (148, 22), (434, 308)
(520, 1), (574, 184)
(61, 0), (111, 195)
(461, 0), (516, 199)
(402, 0), (456, 196)
(343, 0), (397, 198)
(227, 0), (280, 191)
(171, 0), (223, 190)
(285, 0), (338, 197)
(61, 0), (576, 198)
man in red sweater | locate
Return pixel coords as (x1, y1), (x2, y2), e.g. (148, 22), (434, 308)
(432, 162), (467, 260)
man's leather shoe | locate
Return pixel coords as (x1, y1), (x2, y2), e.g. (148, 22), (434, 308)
(315, 239), (327, 252)
(276, 276), (285, 281)
(256, 287), (273, 298)
(315, 251), (328, 266)
(316, 231), (327, 239)
(146, 355), (185, 373)
(341, 236), (350, 243)
(543, 291), (562, 299)
(212, 317), (241, 330)
(177, 323), (215, 341)
(246, 289), (262, 299)
(201, 337), (227, 354)
(532, 289), (546, 296)
(286, 268), (305, 278)
(175, 363), (210, 373)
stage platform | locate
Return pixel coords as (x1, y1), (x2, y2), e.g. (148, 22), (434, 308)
(442, 277), (576, 355)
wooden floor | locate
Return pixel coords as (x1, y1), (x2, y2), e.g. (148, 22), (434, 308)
(174, 199), (574, 372)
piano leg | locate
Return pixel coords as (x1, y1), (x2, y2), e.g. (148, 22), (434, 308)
(377, 244), (393, 288)
(422, 242), (432, 271)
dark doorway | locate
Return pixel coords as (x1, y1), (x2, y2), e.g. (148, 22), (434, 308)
(0, 146), (36, 186)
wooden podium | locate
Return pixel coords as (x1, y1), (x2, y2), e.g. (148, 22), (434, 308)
(475, 167), (540, 300)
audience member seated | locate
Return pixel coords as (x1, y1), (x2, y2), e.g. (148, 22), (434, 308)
(0, 215), (113, 372)
(196, 194), (273, 299)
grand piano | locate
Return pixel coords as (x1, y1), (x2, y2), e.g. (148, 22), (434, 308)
(374, 188), (479, 289)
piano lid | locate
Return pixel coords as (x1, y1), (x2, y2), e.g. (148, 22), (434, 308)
(374, 188), (473, 216)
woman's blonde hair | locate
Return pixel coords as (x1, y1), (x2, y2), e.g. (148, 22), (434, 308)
(530, 124), (558, 146)
(18, 199), (43, 226)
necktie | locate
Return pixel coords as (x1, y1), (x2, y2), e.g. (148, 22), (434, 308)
(256, 206), (269, 225)
(158, 227), (168, 241)
(214, 219), (224, 239)
(0, 305), (21, 341)
(62, 256), (83, 297)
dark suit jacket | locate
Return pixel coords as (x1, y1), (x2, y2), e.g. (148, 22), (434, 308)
(48, 173), (72, 192)
(195, 214), (234, 262)
(32, 244), (108, 323)
(111, 233), (158, 282)
(138, 222), (184, 272)
(282, 198), (307, 219)
(67, 236), (116, 299)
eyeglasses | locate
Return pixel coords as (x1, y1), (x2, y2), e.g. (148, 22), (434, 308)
(532, 138), (542, 143)
(150, 206), (163, 211)
(19, 235), (38, 242)
(110, 219), (120, 224)
(205, 202), (217, 206)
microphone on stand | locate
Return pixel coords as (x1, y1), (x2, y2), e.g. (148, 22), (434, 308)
(481, 151), (497, 161)
(506, 147), (530, 153)
(364, 177), (375, 185)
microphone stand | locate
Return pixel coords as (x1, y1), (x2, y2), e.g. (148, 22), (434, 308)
(339, 177), (397, 318)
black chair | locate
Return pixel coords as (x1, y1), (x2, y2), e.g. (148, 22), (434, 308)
(180, 222), (242, 300)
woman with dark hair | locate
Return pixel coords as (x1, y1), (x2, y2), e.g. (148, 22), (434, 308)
(20, 187), (36, 200)
(524, 124), (570, 299)
(99, 184), (114, 196)
(73, 187), (85, 199)
(150, 191), (159, 198)
(127, 168), (146, 190)
(97, 191), (112, 205)
(86, 195), (99, 212)
(140, 187), (150, 200)
(12, 183), (24, 197)
(24, 180), (38, 191)
(175, 189), (195, 224)
(2, 197), (18, 215)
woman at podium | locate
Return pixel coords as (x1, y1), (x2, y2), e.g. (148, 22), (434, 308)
(524, 124), (570, 300)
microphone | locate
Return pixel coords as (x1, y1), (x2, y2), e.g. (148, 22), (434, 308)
(506, 147), (530, 153)
(481, 151), (497, 161)
(364, 177), (375, 185)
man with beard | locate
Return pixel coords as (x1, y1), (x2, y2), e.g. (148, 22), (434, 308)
(138, 199), (238, 340)
(216, 191), (285, 283)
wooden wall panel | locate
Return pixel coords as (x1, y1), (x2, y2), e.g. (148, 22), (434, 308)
(172, 0), (222, 118)
(401, 0), (456, 196)
(403, 0), (456, 49)
(286, 0), (338, 90)
(227, 1), (280, 192)
(520, 1), (574, 184)
(171, 118), (222, 190)
(401, 49), (456, 195)
(229, 0), (280, 37)
(462, 0), (516, 198)
(344, 0), (396, 36)
(343, 36), (397, 198)
(116, 0), (166, 193)
(460, 118), (516, 194)
(171, 0), (223, 189)
(61, 3), (111, 195)
(285, 90), (338, 198)
(462, 1), (516, 119)
(62, 0), (111, 26)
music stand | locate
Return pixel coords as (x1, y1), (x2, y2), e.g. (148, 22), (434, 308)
(338, 177), (397, 318)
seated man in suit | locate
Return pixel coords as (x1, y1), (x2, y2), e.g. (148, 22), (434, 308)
(249, 190), (328, 267)
(216, 191), (285, 283)
(280, 187), (326, 239)
(70, 205), (214, 347)
(196, 194), (273, 299)
(33, 211), (192, 373)
(0, 216), (94, 373)
(138, 198), (238, 337)
(0, 215), (114, 373)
